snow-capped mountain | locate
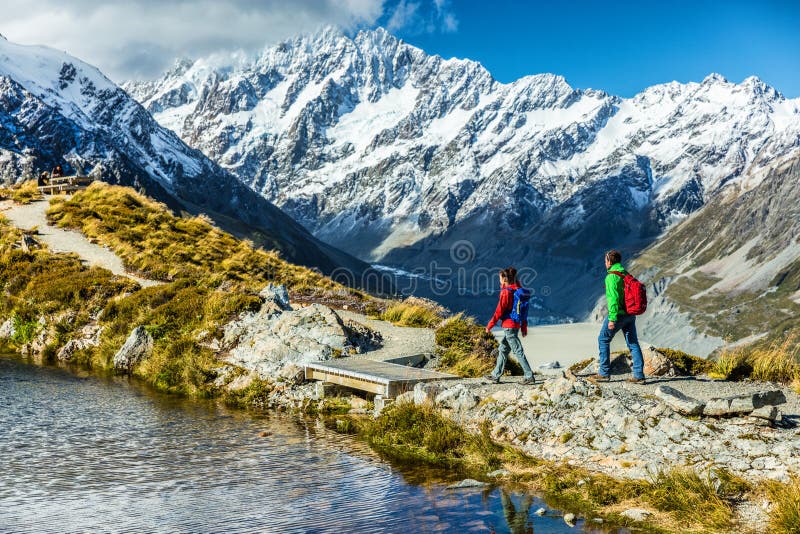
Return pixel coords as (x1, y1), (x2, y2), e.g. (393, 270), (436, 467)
(0, 34), (373, 278)
(125, 26), (800, 320)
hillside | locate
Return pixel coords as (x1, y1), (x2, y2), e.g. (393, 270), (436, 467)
(0, 34), (375, 283)
(625, 154), (800, 355)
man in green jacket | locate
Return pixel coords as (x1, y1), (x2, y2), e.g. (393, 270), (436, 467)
(588, 250), (646, 383)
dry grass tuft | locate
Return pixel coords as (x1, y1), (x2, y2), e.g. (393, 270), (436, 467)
(762, 475), (800, 533)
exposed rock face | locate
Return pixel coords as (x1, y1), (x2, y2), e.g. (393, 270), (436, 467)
(113, 326), (154, 373)
(221, 285), (381, 378)
(56, 324), (103, 362)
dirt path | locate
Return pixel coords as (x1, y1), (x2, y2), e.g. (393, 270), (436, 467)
(337, 309), (436, 361)
(0, 198), (161, 288)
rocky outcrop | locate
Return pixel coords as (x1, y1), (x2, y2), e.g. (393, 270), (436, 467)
(420, 377), (800, 482)
(113, 326), (154, 373)
(220, 285), (381, 379)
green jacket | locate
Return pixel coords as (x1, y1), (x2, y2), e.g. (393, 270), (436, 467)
(605, 263), (627, 321)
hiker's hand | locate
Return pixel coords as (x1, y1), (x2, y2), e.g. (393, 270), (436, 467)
(521, 330), (527, 338)
(485, 326), (492, 334)
(608, 321), (616, 330)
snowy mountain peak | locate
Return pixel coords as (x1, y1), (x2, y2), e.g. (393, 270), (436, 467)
(123, 27), (800, 316)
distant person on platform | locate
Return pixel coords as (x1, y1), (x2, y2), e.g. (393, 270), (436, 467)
(52, 165), (63, 178)
(588, 250), (647, 384)
(484, 267), (535, 385)
(38, 171), (49, 186)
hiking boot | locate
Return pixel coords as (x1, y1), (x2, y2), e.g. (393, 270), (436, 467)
(626, 377), (646, 384)
(587, 374), (610, 384)
(483, 374), (500, 384)
(521, 377), (536, 385)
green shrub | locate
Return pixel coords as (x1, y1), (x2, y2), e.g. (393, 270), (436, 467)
(435, 313), (518, 377)
(10, 314), (38, 345)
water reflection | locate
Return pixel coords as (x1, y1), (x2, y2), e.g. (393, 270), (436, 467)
(0, 354), (620, 533)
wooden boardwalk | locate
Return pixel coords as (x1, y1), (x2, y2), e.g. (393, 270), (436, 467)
(305, 358), (458, 398)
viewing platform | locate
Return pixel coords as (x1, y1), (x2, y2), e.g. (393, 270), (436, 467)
(38, 175), (94, 195)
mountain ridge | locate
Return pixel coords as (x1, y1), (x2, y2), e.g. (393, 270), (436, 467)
(0, 34), (376, 282)
(123, 25), (800, 334)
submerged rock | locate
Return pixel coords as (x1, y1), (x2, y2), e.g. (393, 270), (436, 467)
(446, 479), (488, 490)
(621, 508), (652, 521)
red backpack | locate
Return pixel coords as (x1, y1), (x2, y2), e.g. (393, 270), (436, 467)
(610, 271), (647, 315)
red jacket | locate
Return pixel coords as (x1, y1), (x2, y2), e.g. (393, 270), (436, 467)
(487, 283), (528, 334)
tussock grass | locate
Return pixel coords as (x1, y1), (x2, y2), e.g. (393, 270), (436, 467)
(645, 469), (738, 531)
(357, 402), (469, 466)
(749, 334), (800, 383)
(348, 401), (745, 532)
(46, 183), (352, 295)
(710, 334), (799, 383)
(380, 296), (446, 328)
(7, 180), (43, 204)
(656, 347), (714, 375)
(762, 476), (800, 533)
(434, 313), (521, 377)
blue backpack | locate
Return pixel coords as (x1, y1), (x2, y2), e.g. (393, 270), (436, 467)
(503, 287), (532, 323)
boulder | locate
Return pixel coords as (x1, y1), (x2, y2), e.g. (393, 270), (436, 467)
(0, 318), (15, 338)
(277, 363), (305, 384)
(621, 508), (652, 521)
(749, 405), (781, 426)
(414, 382), (446, 405)
(435, 385), (479, 412)
(223, 304), (372, 378)
(113, 326), (153, 373)
(582, 353), (630, 375)
(643, 347), (677, 377)
(703, 390), (786, 417)
(259, 283), (291, 311)
(446, 479), (488, 490)
(654, 385), (705, 416)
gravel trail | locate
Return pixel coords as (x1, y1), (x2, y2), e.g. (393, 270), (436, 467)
(1, 198), (161, 288)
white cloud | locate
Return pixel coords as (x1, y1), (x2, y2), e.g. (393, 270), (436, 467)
(0, 0), (385, 81)
(385, 0), (458, 35)
(0, 0), (459, 81)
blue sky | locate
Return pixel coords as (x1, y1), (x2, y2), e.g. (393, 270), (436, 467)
(383, 0), (800, 97)
(4, 0), (799, 94)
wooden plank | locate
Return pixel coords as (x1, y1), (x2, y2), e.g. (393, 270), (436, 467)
(306, 368), (387, 395)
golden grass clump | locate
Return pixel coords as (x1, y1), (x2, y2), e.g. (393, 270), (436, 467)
(762, 475), (800, 533)
(433, 313), (517, 377)
(710, 334), (799, 383)
(380, 296), (446, 328)
(8, 180), (43, 204)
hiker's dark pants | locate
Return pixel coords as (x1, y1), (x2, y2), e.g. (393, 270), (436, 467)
(491, 327), (533, 380)
(598, 315), (645, 379)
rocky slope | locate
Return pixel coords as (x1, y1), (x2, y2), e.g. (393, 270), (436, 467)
(617, 153), (800, 356)
(125, 26), (800, 319)
(0, 34), (373, 280)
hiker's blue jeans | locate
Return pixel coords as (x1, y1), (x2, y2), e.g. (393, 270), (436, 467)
(491, 328), (533, 380)
(598, 315), (644, 379)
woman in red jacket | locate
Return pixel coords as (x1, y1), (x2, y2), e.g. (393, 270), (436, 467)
(484, 267), (535, 384)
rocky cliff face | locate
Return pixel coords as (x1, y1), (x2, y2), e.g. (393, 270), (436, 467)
(125, 26), (800, 319)
(0, 35), (374, 280)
